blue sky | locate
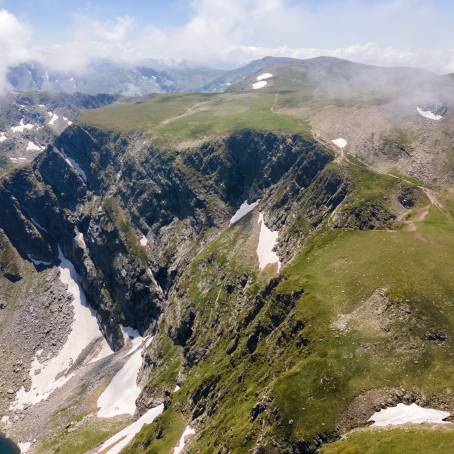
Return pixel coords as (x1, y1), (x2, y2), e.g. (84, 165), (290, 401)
(0, 0), (454, 81)
(0, 0), (192, 42)
(2, 0), (453, 47)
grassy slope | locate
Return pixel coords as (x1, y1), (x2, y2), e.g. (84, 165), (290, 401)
(77, 67), (454, 452)
(123, 162), (454, 452)
(78, 91), (310, 146)
(321, 426), (454, 454)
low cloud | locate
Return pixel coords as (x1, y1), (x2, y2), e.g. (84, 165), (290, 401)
(0, 9), (31, 91)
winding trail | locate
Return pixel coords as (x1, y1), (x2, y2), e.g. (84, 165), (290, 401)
(312, 128), (446, 231)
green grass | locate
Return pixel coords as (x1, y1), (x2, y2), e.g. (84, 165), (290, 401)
(123, 409), (186, 454)
(36, 416), (126, 454)
(103, 197), (148, 264)
(321, 427), (454, 454)
(126, 178), (454, 451)
(78, 91), (311, 146)
(271, 199), (454, 442)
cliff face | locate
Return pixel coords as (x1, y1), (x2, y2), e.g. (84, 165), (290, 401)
(0, 126), (339, 352)
(3, 123), (451, 453)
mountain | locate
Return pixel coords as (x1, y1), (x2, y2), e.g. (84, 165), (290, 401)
(0, 92), (118, 175)
(1, 57), (454, 453)
(7, 61), (226, 96)
(200, 56), (297, 92)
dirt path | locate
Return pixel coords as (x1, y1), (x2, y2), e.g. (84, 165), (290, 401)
(312, 129), (446, 231)
(159, 100), (213, 126)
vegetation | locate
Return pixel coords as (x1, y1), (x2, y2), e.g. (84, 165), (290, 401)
(123, 409), (186, 454)
(37, 415), (126, 454)
(103, 196), (148, 264)
(321, 426), (454, 454)
(125, 156), (454, 452)
(79, 91), (311, 146)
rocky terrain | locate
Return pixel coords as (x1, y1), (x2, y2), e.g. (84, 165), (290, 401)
(0, 57), (454, 453)
(0, 92), (117, 173)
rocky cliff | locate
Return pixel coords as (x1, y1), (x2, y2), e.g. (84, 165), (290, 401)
(0, 126), (338, 352)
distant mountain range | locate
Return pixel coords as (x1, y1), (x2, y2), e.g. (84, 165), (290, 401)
(7, 56), (449, 98)
(7, 60), (226, 96)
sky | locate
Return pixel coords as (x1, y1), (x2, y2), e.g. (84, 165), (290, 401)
(1, 0), (454, 89)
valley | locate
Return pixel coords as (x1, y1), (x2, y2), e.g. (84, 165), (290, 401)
(0, 56), (454, 453)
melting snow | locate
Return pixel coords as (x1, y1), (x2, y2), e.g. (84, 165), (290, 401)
(417, 107), (444, 121)
(0, 132), (7, 142)
(11, 249), (110, 410)
(369, 403), (450, 427)
(11, 120), (35, 133)
(332, 138), (348, 149)
(229, 200), (259, 225)
(18, 442), (31, 453)
(173, 425), (196, 454)
(48, 112), (59, 125)
(257, 72), (273, 81)
(60, 149), (87, 181)
(26, 141), (43, 152)
(1, 415), (10, 426)
(252, 80), (268, 90)
(96, 404), (164, 454)
(256, 213), (281, 272)
(96, 327), (150, 418)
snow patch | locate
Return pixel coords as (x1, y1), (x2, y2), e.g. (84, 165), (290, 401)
(11, 120), (35, 133)
(417, 107), (444, 121)
(369, 403), (450, 427)
(18, 442), (31, 453)
(26, 141), (43, 152)
(230, 200), (259, 225)
(140, 236), (148, 247)
(10, 157), (27, 162)
(256, 213), (281, 272)
(60, 148), (87, 181)
(96, 404), (164, 454)
(174, 385), (181, 392)
(1, 415), (10, 426)
(257, 72), (273, 81)
(11, 249), (109, 410)
(332, 138), (347, 149)
(48, 112), (59, 125)
(97, 328), (151, 418)
(0, 132), (7, 142)
(252, 80), (268, 90)
(63, 116), (73, 126)
(173, 425), (196, 454)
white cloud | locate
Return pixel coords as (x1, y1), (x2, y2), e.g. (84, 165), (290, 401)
(0, 9), (31, 91)
(3, 0), (454, 80)
(38, 15), (136, 72)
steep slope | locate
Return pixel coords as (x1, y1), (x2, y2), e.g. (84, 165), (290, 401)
(1, 57), (454, 453)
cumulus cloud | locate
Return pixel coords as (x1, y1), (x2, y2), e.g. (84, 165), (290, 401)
(3, 0), (454, 78)
(0, 9), (31, 91)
